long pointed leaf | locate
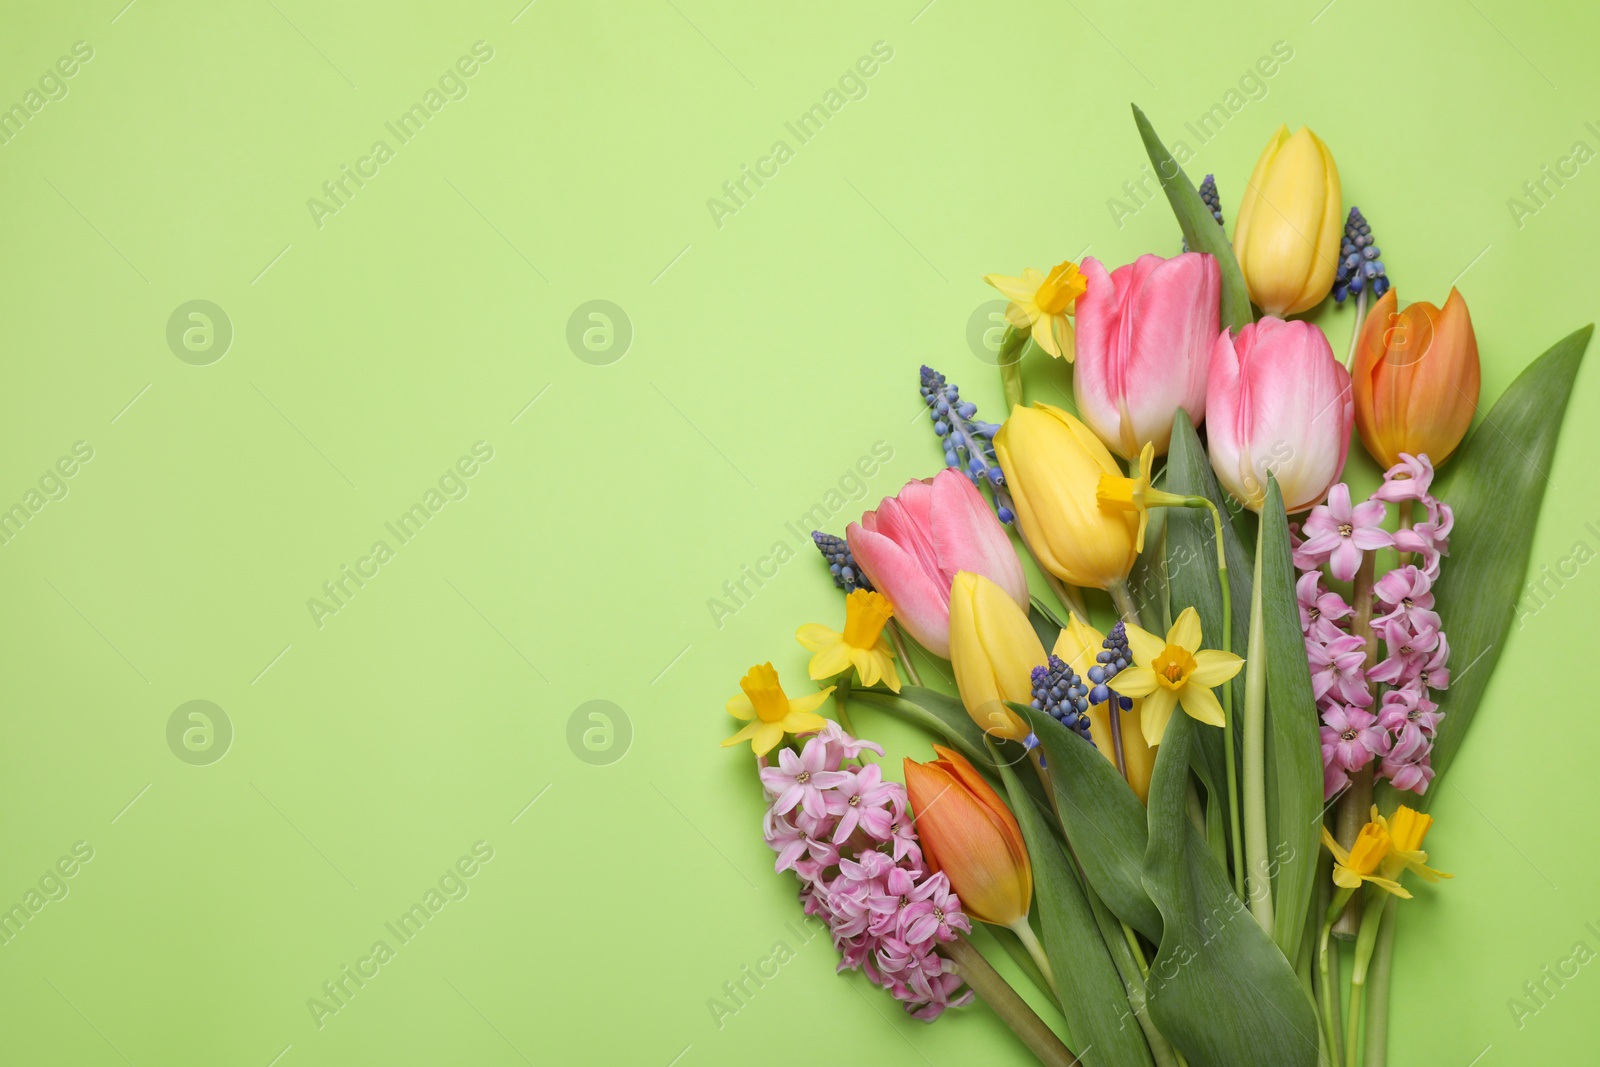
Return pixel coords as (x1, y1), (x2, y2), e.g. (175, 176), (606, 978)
(995, 751), (1157, 1066)
(1142, 713), (1321, 1067)
(1259, 477), (1323, 960)
(1018, 704), (1164, 941)
(1131, 104), (1252, 332)
(1427, 325), (1593, 785)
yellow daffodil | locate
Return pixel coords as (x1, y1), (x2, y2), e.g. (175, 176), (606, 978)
(1321, 819), (1408, 897)
(1374, 805), (1452, 886)
(984, 261), (1088, 361)
(1052, 614), (1155, 802)
(722, 663), (833, 757)
(1113, 607), (1244, 746)
(1095, 442), (1190, 553)
(796, 589), (901, 693)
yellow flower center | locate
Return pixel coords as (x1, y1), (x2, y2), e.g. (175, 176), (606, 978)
(740, 663), (792, 723)
(842, 590), (894, 649)
(1154, 644), (1197, 690)
(1034, 261), (1086, 315)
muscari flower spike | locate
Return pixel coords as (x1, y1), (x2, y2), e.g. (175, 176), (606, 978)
(1181, 174), (1225, 252)
(1333, 206), (1390, 304)
(1087, 621), (1135, 711)
(1029, 654), (1094, 742)
(811, 530), (873, 593)
(920, 365), (1015, 524)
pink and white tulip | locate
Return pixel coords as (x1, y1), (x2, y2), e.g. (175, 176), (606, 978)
(1206, 317), (1353, 513)
(847, 469), (1027, 659)
(1073, 252), (1220, 458)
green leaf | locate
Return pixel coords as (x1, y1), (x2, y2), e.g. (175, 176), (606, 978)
(1258, 477), (1324, 961)
(994, 748), (1157, 1066)
(1016, 702), (1164, 941)
(1131, 104), (1252, 333)
(1142, 713), (1321, 1067)
(851, 686), (990, 768)
(1162, 411), (1254, 847)
(1426, 324), (1593, 785)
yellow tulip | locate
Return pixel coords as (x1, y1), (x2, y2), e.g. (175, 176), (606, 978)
(1052, 614), (1155, 802)
(948, 571), (1046, 745)
(1234, 125), (1342, 316)
(994, 403), (1137, 590)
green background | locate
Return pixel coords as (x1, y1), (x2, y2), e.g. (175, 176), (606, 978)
(1, 0), (1596, 1063)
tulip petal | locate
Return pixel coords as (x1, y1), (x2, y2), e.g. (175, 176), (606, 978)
(930, 469), (1029, 612)
(847, 521), (953, 658)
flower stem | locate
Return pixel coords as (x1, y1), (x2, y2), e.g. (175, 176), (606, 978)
(1334, 552), (1379, 939)
(1008, 918), (1061, 1002)
(942, 934), (1080, 1067)
(1242, 536), (1273, 933)
(1186, 495), (1244, 900)
(1042, 568), (1091, 625)
(888, 620), (924, 687)
(1361, 894), (1400, 1066)
(998, 326), (1028, 411)
(1318, 889), (1354, 1064)
(1345, 893), (1388, 1067)
(1342, 288), (1369, 369)
(833, 676), (860, 753)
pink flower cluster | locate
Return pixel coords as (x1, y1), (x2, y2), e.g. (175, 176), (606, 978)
(1293, 455), (1452, 799)
(759, 722), (973, 1021)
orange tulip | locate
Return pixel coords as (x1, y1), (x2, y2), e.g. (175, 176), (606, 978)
(1351, 287), (1481, 469)
(903, 745), (1031, 926)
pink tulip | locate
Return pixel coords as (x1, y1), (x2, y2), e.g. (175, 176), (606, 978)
(1207, 317), (1352, 514)
(847, 469), (1027, 659)
(1072, 253), (1220, 458)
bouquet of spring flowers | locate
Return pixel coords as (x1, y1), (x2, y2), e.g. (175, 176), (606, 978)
(718, 106), (1591, 1067)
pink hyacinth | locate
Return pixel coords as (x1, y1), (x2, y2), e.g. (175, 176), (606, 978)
(761, 722), (973, 1021)
(1297, 483), (1393, 581)
(1293, 455), (1453, 799)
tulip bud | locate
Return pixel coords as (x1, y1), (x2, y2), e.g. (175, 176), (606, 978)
(1207, 317), (1352, 513)
(1351, 287), (1481, 469)
(903, 745), (1032, 926)
(847, 470), (1028, 659)
(1073, 252), (1220, 458)
(947, 571), (1046, 744)
(1234, 125), (1342, 316)
(993, 404), (1137, 588)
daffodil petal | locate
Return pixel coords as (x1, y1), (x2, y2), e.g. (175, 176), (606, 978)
(1004, 302), (1033, 330)
(1140, 687), (1178, 746)
(1124, 623), (1165, 667)
(752, 722), (786, 756)
(808, 641), (853, 681)
(1031, 315), (1060, 358)
(1189, 649), (1245, 687)
(725, 693), (755, 720)
(796, 623), (840, 652)
(1112, 665), (1158, 698)
(1177, 681), (1226, 728)
(984, 273), (1035, 303)
(1052, 315), (1075, 363)
(788, 687), (836, 715)
(722, 720), (761, 747)
(1320, 826), (1351, 867)
(1168, 606), (1203, 652)
(780, 710), (829, 737)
